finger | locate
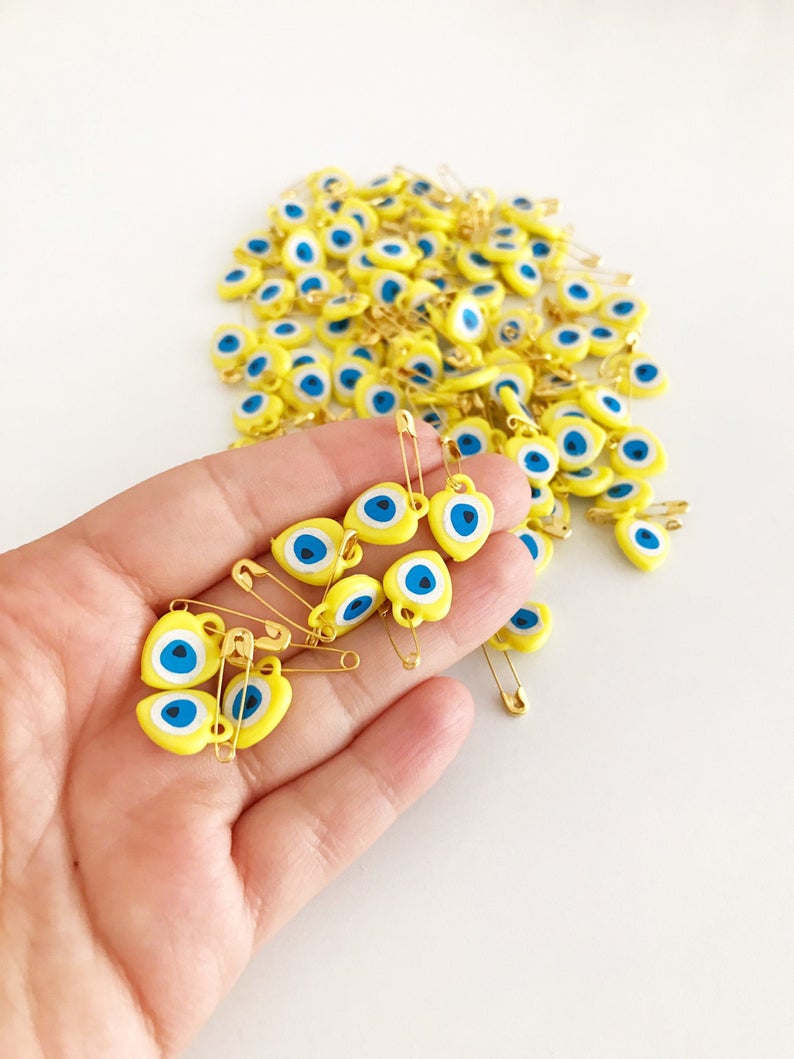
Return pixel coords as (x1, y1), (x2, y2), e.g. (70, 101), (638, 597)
(62, 417), (446, 609)
(231, 530), (534, 809)
(190, 450), (533, 659)
(232, 675), (473, 944)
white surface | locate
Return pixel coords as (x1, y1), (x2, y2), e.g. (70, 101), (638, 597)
(1, 1), (793, 1056)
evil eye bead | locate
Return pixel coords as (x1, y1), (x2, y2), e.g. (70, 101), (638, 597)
(445, 294), (487, 344)
(220, 659), (293, 749)
(618, 353), (669, 398)
(260, 318), (312, 348)
(244, 342), (292, 390)
(358, 171), (405, 198)
(332, 358), (368, 406)
(294, 268), (343, 312)
(136, 690), (228, 756)
(316, 315), (358, 348)
(500, 257), (543, 298)
(217, 264), (263, 300)
(322, 291), (371, 322)
(251, 277), (296, 320)
(415, 230), (448, 261)
(492, 309), (535, 349)
(539, 400), (586, 433)
(456, 247), (498, 282)
(141, 611), (224, 690)
(501, 194), (543, 227)
(548, 415), (607, 472)
(559, 464), (614, 497)
(344, 482), (428, 545)
(367, 237), (420, 271)
(347, 249), (378, 284)
(210, 324), (257, 373)
(538, 324), (590, 364)
(308, 574), (386, 637)
(588, 322), (624, 356)
(281, 227), (326, 273)
(235, 230), (279, 267)
(611, 427), (668, 478)
(339, 197), (380, 237)
(282, 362), (332, 411)
(371, 193), (407, 221)
(528, 482), (555, 518)
(383, 550), (453, 627)
(556, 276), (603, 315)
(511, 523), (553, 574)
(535, 371), (581, 396)
(353, 376), (402, 419)
(336, 340), (384, 366)
(491, 602), (552, 653)
(488, 362), (535, 404)
(428, 474), (494, 562)
(467, 280), (506, 316)
(272, 517), (362, 587)
(615, 515), (670, 572)
(370, 269), (410, 307)
(504, 434), (560, 485)
(272, 196), (311, 231)
(232, 390), (284, 436)
(599, 293), (649, 331)
(480, 234), (523, 263)
(580, 386), (631, 429)
(446, 416), (493, 458)
(595, 476), (655, 514)
(528, 237), (564, 271)
(322, 220), (363, 259)
(392, 338), (443, 387)
(309, 166), (352, 197)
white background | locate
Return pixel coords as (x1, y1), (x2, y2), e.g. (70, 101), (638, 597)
(1, 2), (793, 1056)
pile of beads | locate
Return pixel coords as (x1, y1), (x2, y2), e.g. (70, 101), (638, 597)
(209, 166), (687, 710)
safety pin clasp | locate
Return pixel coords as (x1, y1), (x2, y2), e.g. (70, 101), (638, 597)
(481, 641), (529, 716)
(379, 603), (421, 670)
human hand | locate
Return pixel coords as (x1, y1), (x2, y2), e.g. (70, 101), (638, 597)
(0, 417), (533, 1057)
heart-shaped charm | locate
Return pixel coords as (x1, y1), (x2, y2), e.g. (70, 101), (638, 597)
(427, 474), (494, 562)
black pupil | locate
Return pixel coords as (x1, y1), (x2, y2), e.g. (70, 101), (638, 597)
(300, 547), (314, 560)
(419, 576), (431, 589)
(516, 617), (528, 627)
(165, 705), (180, 718)
(245, 694), (258, 713)
(463, 510), (474, 523)
(566, 441), (577, 452)
(376, 499), (389, 509)
(172, 644), (187, 657)
(351, 599), (364, 611)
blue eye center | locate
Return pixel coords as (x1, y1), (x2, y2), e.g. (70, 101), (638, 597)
(603, 395), (621, 411)
(226, 269), (245, 283)
(559, 330), (579, 346)
(328, 319), (350, 334)
(592, 326), (611, 338)
(472, 284), (493, 295)
(450, 503), (479, 537)
(247, 356), (266, 376)
(161, 698), (198, 728)
(563, 431), (588, 456)
(295, 241), (313, 261)
(339, 368), (361, 388)
(636, 363), (658, 381)
(525, 451), (550, 472)
(608, 483), (633, 498)
(284, 203), (302, 218)
(462, 308), (479, 330)
(613, 300), (634, 316)
(532, 242), (550, 257)
(301, 276), (321, 293)
(242, 394), (263, 413)
(364, 495), (397, 522)
(248, 238), (267, 253)
(260, 284), (279, 300)
(569, 283), (589, 299)
(381, 279), (401, 303)
(342, 595), (372, 622)
(626, 441), (649, 461)
(373, 390), (396, 412)
(332, 229), (351, 246)
(405, 564), (437, 595)
(294, 533), (327, 564)
(160, 640), (198, 674)
(219, 334), (240, 352)
(300, 374), (324, 396)
(519, 263), (537, 279)
(512, 608), (539, 630)
(458, 433), (481, 455)
(519, 533), (539, 559)
(232, 686), (263, 720)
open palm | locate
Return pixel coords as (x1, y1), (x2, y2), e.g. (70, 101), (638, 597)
(0, 417), (533, 1057)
